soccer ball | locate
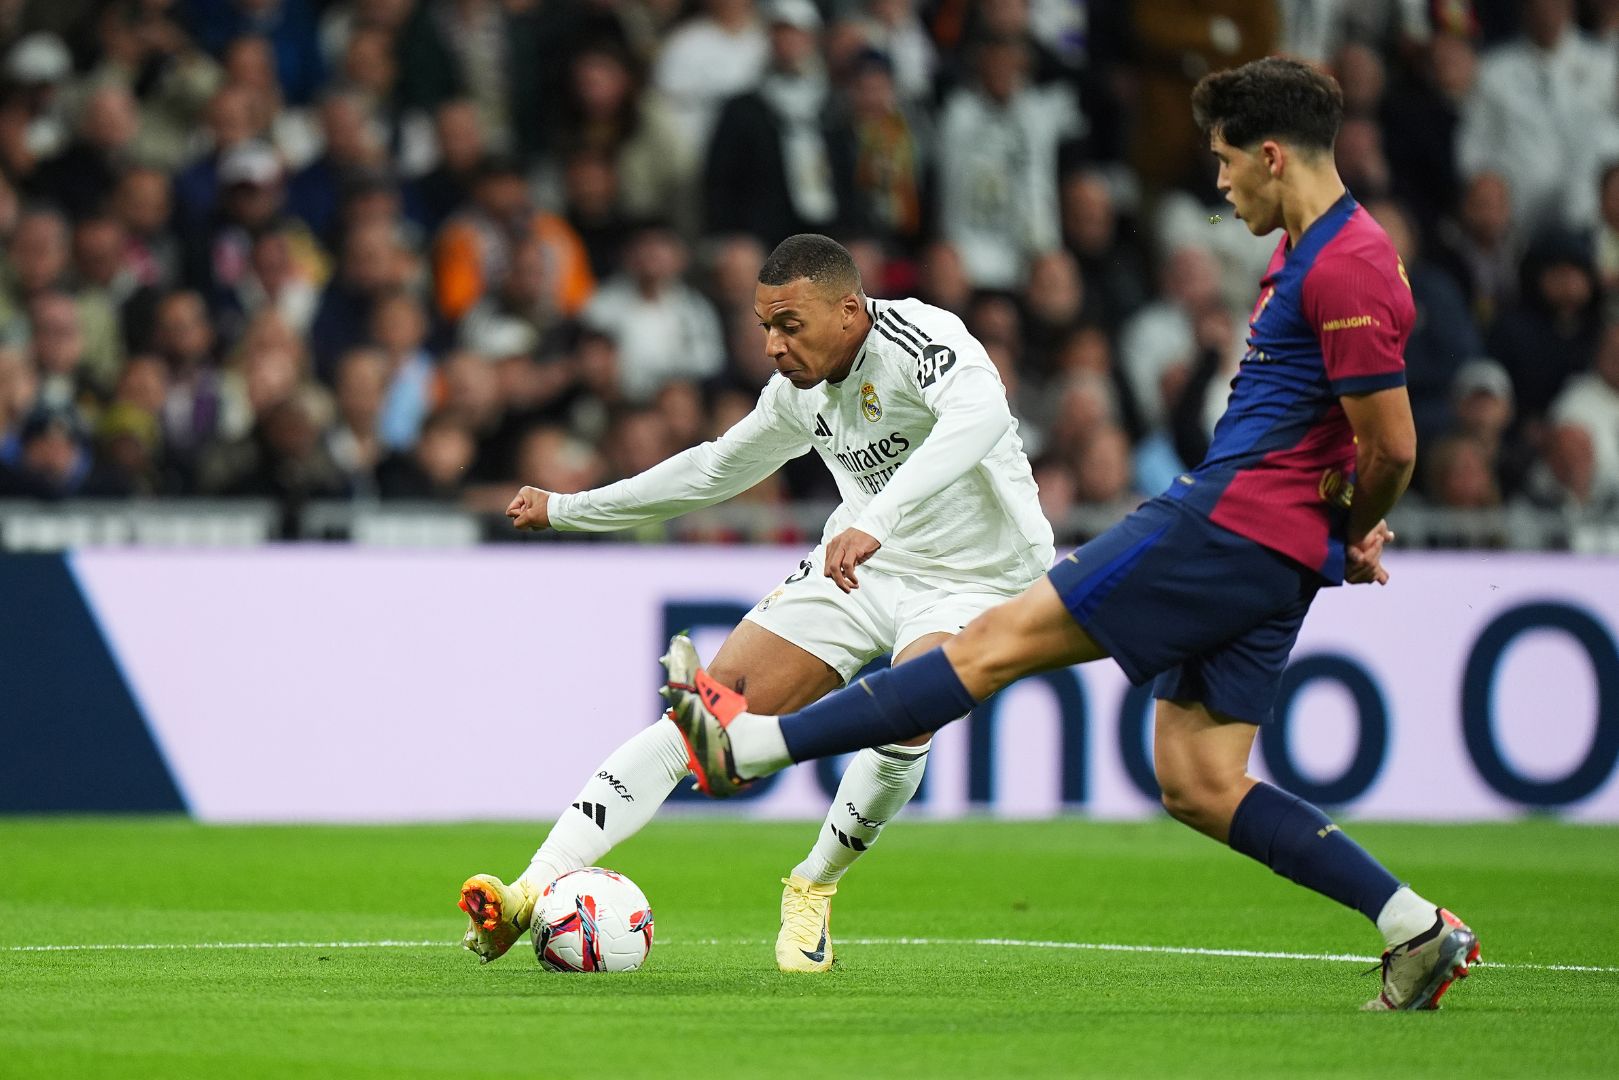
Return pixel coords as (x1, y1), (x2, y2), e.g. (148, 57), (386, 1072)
(531, 867), (654, 972)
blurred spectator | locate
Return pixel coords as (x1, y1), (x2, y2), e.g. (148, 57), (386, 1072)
(377, 408), (476, 501)
(1131, 0), (1276, 194)
(224, 385), (348, 516)
(936, 33), (1077, 289)
(1119, 245), (1226, 433)
(654, 377), (706, 451)
(1433, 171), (1521, 328)
(85, 401), (164, 497)
(701, 232), (767, 322)
(433, 155), (594, 324)
(368, 289), (434, 452)
(310, 216), (407, 379)
(556, 43), (692, 231)
(1544, 320), (1619, 508)
(1060, 169), (1150, 334)
(0, 404), (90, 498)
(561, 148), (634, 279)
(1488, 229), (1602, 425)
(428, 0), (542, 161)
(830, 48), (928, 252)
(185, 140), (287, 300)
(1382, 30), (1476, 235)
(0, 33), (75, 180)
(27, 290), (103, 414)
(411, 99), (485, 236)
(113, 167), (181, 296)
(0, 346), (40, 449)
(1335, 116), (1391, 200)
(286, 90), (386, 241)
(1457, 0), (1619, 234)
(914, 239), (971, 315)
(602, 405), (674, 480)
(325, 346), (387, 494)
(1070, 421), (1141, 510)
(581, 225), (724, 403)
(32, 81), (143, 220)
(185, 0), (326, 106)
(1423, 432), (1504, 508)
(1365, 198), (1481, 447)
(848, 0), (937, 105)
(459, 233), (565, 359)
(1019, 249), (1085, 379)
(154, 289), (240, 479)
(227, 223), (320, 339)
(1448, 357), (1533, 500)
(1332, 41), (1386, 118)
(653, 0), (768, 152)
(512, 423), (606, 493)
(173, 84), (259, 232)
(705, 0), (849, 245)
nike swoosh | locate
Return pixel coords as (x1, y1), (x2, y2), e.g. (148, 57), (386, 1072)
(800, 927), (828, 964)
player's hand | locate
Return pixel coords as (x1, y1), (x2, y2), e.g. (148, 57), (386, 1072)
(506, 486), (553, 531)
(824, 528), (881, 593)
(1345, 520), (1394, 586)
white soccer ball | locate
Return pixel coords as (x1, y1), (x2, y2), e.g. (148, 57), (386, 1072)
(531, 867), (654, 973)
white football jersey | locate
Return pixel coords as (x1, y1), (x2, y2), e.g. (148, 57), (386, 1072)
(550, 297), (1055, 591)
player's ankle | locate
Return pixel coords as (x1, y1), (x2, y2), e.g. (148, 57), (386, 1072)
(1375, 886), (1438, 947)
(730, 712), (792, 778)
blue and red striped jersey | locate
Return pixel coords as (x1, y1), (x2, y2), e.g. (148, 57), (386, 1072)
(1171, 192), (1414, 583)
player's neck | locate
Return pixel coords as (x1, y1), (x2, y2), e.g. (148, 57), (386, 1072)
(1281, 164), (1348, 248)
(827, 308), (874, 385)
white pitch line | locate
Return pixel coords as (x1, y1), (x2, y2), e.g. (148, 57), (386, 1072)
(4, 937), (1614, 974)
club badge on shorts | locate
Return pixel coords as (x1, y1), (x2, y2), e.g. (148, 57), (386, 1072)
(861, 382), (882, 422)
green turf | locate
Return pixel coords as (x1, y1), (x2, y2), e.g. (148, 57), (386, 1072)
(1, 817), (1615, 1079)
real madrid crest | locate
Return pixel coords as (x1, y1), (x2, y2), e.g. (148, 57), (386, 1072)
(860, 381), (882, 422)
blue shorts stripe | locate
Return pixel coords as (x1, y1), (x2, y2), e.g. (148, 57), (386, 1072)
(1059, 521), (1171, 624)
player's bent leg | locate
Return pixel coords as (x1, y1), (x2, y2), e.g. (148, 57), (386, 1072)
(1155, 699), (1480, 1008)
(1151, 698), (1261, 842)
(781, 634), (945, 973)
(942, 578), (1107, 699)
(662, 622), (843, 797)
(663, 578), (1110, 780)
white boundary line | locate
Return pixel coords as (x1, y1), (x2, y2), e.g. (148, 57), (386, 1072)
(3, 936), (1614, 974)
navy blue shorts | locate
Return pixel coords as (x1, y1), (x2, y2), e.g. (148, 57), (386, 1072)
(1046, 496), (1320, 725)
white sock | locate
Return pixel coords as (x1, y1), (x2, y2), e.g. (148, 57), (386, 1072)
(520, 718), (691, 888)
(793, 741), (931, 885)
(728, 711), (792, 778)
(1375, 886), (1439, 947)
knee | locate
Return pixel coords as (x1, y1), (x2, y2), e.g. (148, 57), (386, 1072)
(950, 602), (1035, 690)
(1156, 766), (1226, 829)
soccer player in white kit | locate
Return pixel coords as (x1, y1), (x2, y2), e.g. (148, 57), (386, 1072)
(459, 234), (1054, 972)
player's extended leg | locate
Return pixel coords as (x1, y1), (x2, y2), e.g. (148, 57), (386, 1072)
(1153, 699), (1479, 1010)
(663, 578), (1105, 789)
(460, 622), (841, 963)
(778, 632), (946, 973)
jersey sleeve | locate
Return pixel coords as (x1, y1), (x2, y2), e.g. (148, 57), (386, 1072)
(849, 313), (1012, 544)
(549, 378), (810, 531)
(1302, 251), (1413, 396)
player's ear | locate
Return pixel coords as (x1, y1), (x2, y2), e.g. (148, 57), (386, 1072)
(1262, 140), (1285, 178)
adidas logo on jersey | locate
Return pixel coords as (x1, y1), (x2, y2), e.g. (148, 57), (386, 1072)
(572, 801), (608, 829)
(813, 414), (832, 438)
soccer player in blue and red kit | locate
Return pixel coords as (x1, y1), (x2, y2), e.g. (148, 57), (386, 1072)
(660, 57), (1480, 1010)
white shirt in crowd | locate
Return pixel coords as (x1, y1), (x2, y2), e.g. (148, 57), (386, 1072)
(1458, 25), (1619, 234)
(581, 279), (726, 404)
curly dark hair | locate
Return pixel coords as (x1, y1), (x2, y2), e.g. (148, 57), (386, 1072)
(758, 234), (863, 296)
(1191, 57), (1343, 153)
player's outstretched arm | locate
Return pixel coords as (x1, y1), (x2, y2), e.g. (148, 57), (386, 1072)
(543, 381), (812, 534)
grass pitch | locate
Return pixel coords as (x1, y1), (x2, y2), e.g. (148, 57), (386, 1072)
(1, 817), (1615, 1079)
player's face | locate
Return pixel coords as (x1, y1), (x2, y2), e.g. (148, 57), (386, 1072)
(1211, 133), (1283, 236)
(755, 278), (862, 388)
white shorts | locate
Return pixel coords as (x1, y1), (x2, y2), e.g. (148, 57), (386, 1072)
(742, 544), (1023, 683)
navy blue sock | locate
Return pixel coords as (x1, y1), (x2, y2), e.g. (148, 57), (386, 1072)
(1227, 782), (1401, 923)
(779, 648), (977, 762)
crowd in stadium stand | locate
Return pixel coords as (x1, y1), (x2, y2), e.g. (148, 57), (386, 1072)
(0, 0), (1615, 541)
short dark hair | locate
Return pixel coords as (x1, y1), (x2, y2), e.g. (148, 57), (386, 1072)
(1191, 57), (1343, 154)
(758, 233), (862, 296)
